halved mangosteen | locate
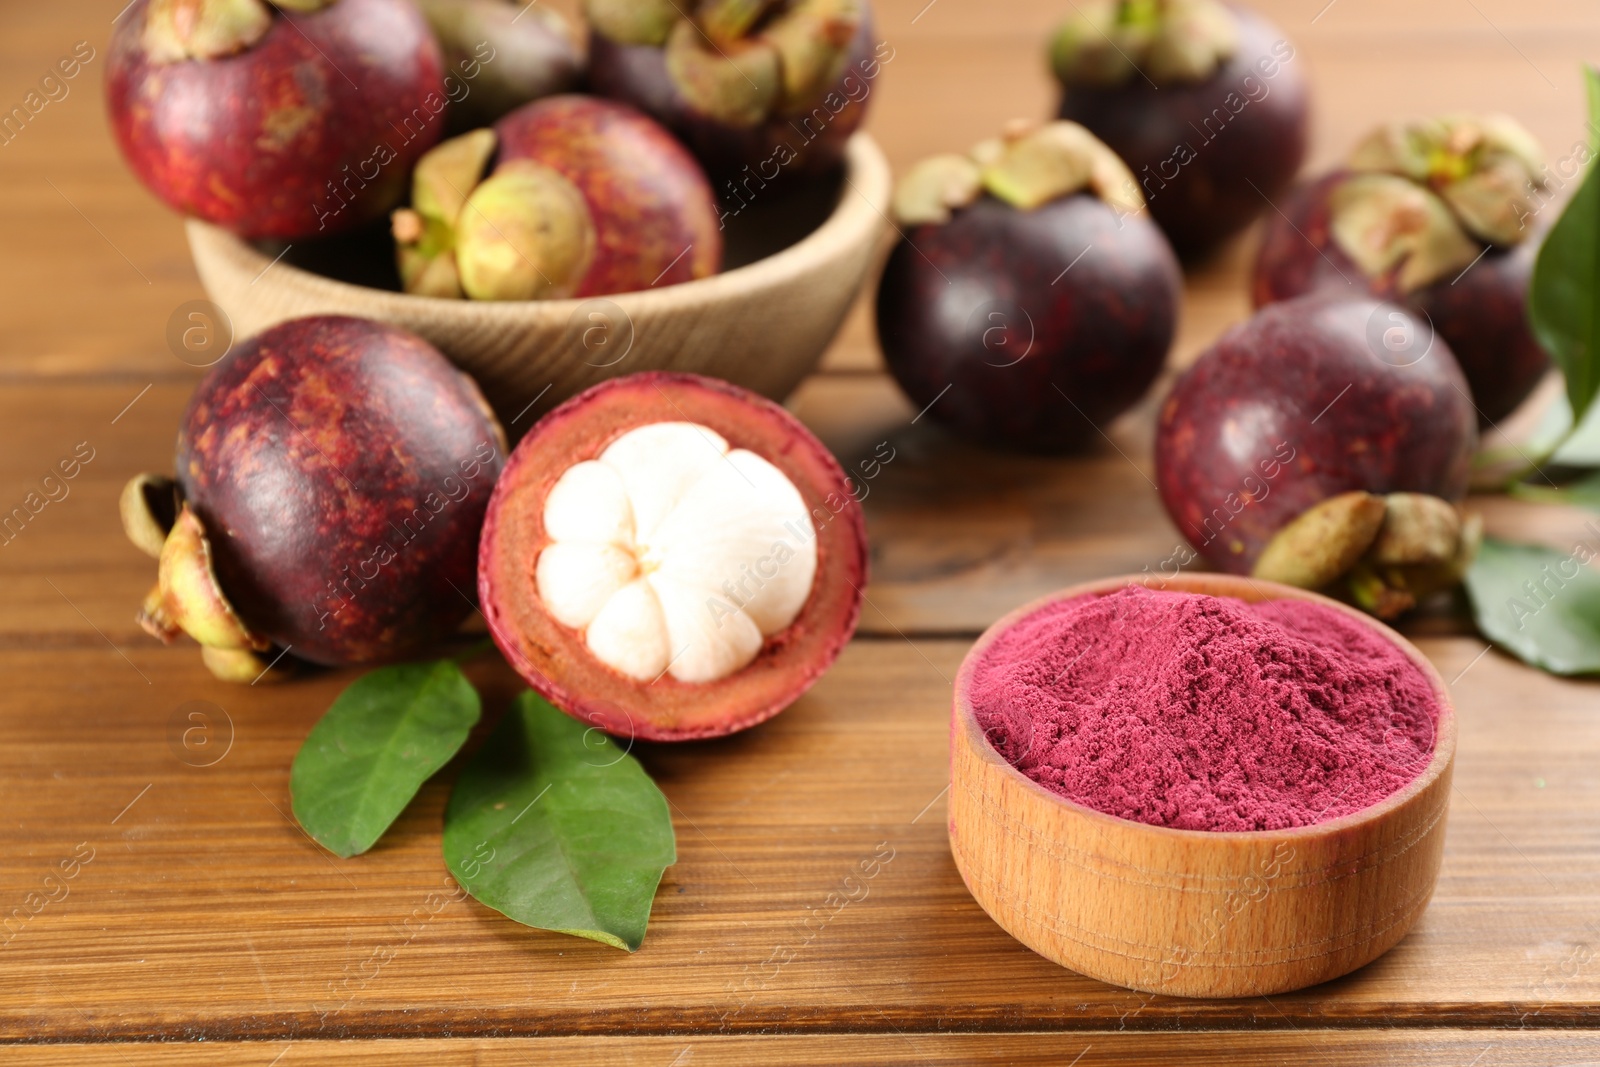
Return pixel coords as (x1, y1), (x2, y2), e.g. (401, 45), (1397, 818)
(479, 372), (868, 741)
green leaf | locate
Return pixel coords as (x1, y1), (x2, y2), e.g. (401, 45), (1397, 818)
(1529, 65), (1600, 426)
(1509, 469), (1600, 510)
(442, 692), (676, 951)
(1526, 394), (1600, 467)
(1463, 535), (1600, 676)
(290, 661), (481, 858)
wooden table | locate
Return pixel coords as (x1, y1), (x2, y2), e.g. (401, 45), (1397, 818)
(3, 0), (1599, 1062)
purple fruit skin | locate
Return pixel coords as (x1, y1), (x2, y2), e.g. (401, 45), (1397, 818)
(107, 0), (446, 241)
(1252, 170), (1550, 426)
(586, 5), (877, 183)
(176, 316), (505, 665)
(1056, 6), (1309, 261)
(876, 193), (1181, 453)
(1155, 295), (1478, 574)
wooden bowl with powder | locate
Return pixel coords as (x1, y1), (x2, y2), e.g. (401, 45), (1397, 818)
(948, 572), (1456, 999)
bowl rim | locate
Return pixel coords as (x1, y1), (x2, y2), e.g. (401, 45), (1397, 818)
(952, 572), (1459, 845)
(185, 132), (893, 317)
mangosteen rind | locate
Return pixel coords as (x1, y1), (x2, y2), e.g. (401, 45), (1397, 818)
(1154, 296), (1478, 576)
(479, 372), (869, 742)
(164, 316), (507, 669)
(1055, 5), (1310, 260)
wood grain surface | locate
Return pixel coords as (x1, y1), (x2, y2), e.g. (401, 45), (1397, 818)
(6, 1032), (1600, 1066)
(2, 0), (1599, 1061)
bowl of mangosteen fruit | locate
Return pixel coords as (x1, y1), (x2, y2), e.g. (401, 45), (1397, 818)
(109, 0), (891, 430)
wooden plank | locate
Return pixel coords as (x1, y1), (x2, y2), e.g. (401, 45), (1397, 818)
(0, 634), (1596, 1041)
(4, 0), (1600, 1055)
(3, 2), (1599, 380)
(4, 1032), (1599, 1066)
(2, 377), (1595, 645)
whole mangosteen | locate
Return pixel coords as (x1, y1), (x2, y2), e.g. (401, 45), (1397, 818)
(875, 120), (1181, 454)
(478, 372), (869, 741)
(391, 96), (723, 300)
(1050, 0), (1310, 261)
(107, 0), (447, 241)
(583, 0), (879, 185)
(1253, 113), (1553, 425)
(125, 316), (507, 680)
(1155, 295), (1480, 617)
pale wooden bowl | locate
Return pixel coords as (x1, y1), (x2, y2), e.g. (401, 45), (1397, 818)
(185, 134), (891, 429)
(949, 573), (1456, 999)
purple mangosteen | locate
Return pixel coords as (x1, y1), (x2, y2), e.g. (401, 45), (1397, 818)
(1050, 0), (1310, 261)
(876, 120), (1181, 453)
(1253, 113), (1554, 424)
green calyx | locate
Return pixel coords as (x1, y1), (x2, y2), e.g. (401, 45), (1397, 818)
(1050, 0), (1239, 89)
(584, 0), (682, 46)
(120, 472), (181, 559)
(123, 483), (284, 684)
(664, 20), (781, 128)
(455, 161), (596, 301)
(1346, 114), (1548, 254)
(599, 0), (863, 126)
(761, 0), (862, 111)
(1327, 173), (1483, 294)
(892, 120), (1144, 226)
(393, 129), (597, 302)
(142, 0), (336, 62)
(1253, 491), (1481, 620)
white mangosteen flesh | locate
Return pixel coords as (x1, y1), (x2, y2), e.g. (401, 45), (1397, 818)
(535, 421), (818, 684)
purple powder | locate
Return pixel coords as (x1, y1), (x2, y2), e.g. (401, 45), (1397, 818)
(968, 586), (1440, 831)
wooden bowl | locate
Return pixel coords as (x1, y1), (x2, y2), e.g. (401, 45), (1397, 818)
(185, 134), (891, 429)
(949, 573), (1456, 999)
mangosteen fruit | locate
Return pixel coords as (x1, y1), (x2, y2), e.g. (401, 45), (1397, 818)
(1154, 295), (1480, 617)
(583, 0), (877, 184)
(875, 119), (1181, 454)
(124, 315), (507, 681)
(478, 372), (868, 741)
(1050, 0), (1309, 261)
(107, 0), (447, 241)
(416, 0), (584, 132)
(392, 96), (723, 300)
(1252, 113), (1552, 424)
